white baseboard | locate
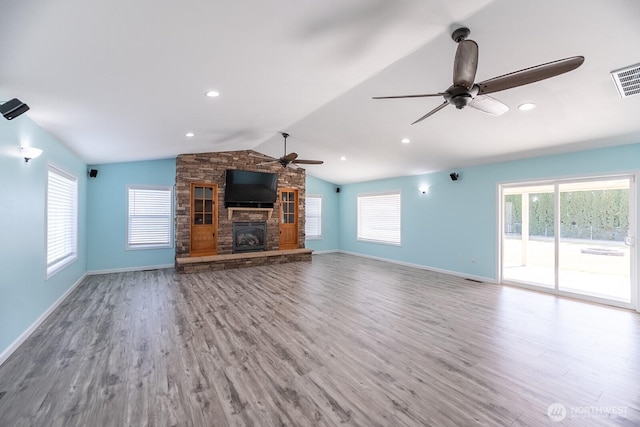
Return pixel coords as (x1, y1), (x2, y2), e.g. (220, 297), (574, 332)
(87, 264), (174, 275)
(0, 272), (87, 367)
(336, 250), (497, 284)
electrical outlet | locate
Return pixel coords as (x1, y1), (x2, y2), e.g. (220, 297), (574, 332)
(471, 256), (477, 263)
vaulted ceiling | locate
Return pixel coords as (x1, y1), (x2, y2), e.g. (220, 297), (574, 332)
(1, 0), (639, 184)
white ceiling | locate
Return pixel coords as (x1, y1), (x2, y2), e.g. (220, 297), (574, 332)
(1, 0), (639, 184)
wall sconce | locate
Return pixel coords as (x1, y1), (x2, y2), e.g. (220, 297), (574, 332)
(22, 146), (43, 162)
(419, 185), (430, 194)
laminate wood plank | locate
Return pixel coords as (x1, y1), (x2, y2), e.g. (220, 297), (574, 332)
(1, 254), (639, 426)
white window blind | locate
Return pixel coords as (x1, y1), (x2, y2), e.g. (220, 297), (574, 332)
(305, 195), (322, 239)
(127, 186), (173, 249)
(357, 192), (401, 245)
(47, 164), (78, 277)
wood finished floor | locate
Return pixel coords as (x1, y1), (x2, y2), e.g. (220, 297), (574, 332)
(0, 253), (639, 426)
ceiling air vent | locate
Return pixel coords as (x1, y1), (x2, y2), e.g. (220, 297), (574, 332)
(611, 64), (640, 98)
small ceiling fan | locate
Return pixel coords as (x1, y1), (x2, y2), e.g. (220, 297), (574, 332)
(255, 132), (324, 168)
(373, 27), (584, 124)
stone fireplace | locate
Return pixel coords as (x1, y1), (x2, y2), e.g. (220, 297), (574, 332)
(233, 222), (266, 253)
(174, 150), (308, 269)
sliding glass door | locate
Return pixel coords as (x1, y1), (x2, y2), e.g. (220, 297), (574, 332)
(501, 176), (636, 308)
(557, 179), (632, 301)
(503, 185), (555, 288)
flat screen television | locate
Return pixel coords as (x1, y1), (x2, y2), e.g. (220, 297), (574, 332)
(224, 169), (278, 208)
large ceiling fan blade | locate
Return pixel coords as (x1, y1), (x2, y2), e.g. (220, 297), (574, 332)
(373, 92), (445, 99)
(468, 95), (509, 116)
(478, 56), (585, 95)
(411, 101), (450, 125)
(257, 160), (279, 166)
(453, 39), (478, 90)
(283, 152), (298, 162)
(292, 159), (324, 165)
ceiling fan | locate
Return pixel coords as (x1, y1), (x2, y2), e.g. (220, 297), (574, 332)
(373, 27), (584, 124)
(255, 132), (324, 168)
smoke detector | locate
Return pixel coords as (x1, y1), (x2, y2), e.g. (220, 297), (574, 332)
(611, 64), (640, 98)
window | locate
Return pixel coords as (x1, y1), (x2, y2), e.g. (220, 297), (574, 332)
(357, 192), (401, 245)
(47, 164), (78, 277)
(127, 185), (173, 249)
(305, 195), (322, 239)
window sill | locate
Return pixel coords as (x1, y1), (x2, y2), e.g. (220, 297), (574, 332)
(47, 255), (78, 279)
(357, 238), (401, 246)
(126, 244), (173, 251)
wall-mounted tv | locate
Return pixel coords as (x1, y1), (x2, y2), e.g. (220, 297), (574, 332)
(224, 169), (278, 208)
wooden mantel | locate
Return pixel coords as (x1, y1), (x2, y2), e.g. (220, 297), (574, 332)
(227, 207), (273, 220)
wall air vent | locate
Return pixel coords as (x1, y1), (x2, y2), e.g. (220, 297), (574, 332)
(611, 64), (640, 98)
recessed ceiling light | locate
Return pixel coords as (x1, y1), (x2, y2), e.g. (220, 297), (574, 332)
(401, 138), (410, 144)
(205, 90), (220, 97)
(339, 156), (346, 161)
(518, 102), (536, 111)
(185, 132), (195, 137)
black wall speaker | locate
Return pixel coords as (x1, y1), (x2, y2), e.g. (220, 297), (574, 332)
(336, 187), (341, 193)
(450, 172), (460, 181)
(0, 98), (30, 120)
(88, 169), (98, 178)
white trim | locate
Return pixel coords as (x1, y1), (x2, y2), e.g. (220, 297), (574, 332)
(631, 173), (639, 312)
(337, 250), (496, 284)
(0, 273), (87, 367)
(502, 279), (634, 310)
(497, 170), (640, 189)
(496, 183), (503, 284)
(87, 264), (174, 275)
(355, 190), (402, 198)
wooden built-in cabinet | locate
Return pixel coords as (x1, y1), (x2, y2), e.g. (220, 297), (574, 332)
(190, 183), (218, 256)
(279, 188), (298, 250)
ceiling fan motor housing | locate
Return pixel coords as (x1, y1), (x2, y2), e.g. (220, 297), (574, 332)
(445, 85), (479, 109)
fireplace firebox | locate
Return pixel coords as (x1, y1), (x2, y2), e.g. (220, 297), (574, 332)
(232, 222), (267, 253)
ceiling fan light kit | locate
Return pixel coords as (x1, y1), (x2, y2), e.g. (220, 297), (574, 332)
(373, 27), (584, 124)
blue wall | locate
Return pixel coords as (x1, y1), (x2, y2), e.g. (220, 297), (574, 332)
(305, 175), (340, 252)
(338, 143), (640, 280)
(0, 113), (88, 356)
(87, 159), (176, 272)
(2, 110), (639, 359)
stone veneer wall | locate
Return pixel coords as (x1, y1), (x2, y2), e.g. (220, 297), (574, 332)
(175, 150), (306, 259)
